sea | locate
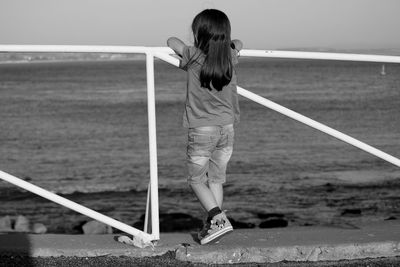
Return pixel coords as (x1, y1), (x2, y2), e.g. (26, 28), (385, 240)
(0, 57), (399, 233)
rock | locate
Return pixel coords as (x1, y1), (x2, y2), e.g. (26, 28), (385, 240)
(23, 176), (33, 181)
(14, 215), (30, 232)
(257, 212), (285, 219)
(134, 213), (203, 232)
(324, 183), (335, 192)
(33, 223), (47, 234)
(259, 218), (288, 228)
(72, 220), (87, 234)
(0, 216), (12, 232)
(384, 216), (397, 220)
(257, 213), (289, 228)
(82, 220), (113, 234)
(227, 217), (255, 229)
(132, 220), (145, 232)
(341, 208), (362, 216)
(134, 213), (256, 232)
(159, 213), (202, 232)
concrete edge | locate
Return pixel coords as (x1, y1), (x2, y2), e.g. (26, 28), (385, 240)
(28, 248), (171, 258)
(175, 241), (400, 264)
(1, 221), (400, 264)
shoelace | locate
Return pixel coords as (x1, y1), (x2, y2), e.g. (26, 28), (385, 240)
(207, 218), (226, 233)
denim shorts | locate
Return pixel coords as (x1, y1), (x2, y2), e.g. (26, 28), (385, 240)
(187, 124), (234, 184)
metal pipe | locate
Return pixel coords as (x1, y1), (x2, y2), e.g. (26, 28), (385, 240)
(154, 52), (400, 168)
(145, 52), (160, 240)
(1, 45), (400, 63)
(236, 86), (400, 168)
(0, 170), (153, 242)
(154, 51), (180, 66)
(144, 182), (151, 233)
(240, 50), (400, 63)
(0, 45), (171, 54)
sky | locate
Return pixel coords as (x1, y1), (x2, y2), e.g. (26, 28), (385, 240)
(0, 0), (399, 50)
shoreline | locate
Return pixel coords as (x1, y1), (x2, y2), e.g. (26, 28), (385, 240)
(1, 210), (397, 235)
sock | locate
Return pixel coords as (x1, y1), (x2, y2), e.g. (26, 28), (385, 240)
(207, 207), (222, 222)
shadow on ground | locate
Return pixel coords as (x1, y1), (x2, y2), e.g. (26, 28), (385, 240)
(0, 233), (33, 266)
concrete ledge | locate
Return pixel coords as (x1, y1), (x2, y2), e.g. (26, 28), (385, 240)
(1, 220), (399, 264)
(175, 220), (400, 264)
(0, 233), (191, 258)
(177, 241), (400, 264)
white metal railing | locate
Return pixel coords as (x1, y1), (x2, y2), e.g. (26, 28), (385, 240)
(0, 45), (399, 245)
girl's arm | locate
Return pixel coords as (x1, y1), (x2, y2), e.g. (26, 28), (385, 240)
(167, 37), (186, 57)
(231, 39), (243, 52)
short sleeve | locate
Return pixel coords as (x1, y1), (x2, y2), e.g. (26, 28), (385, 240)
(179, 45), (191, 70)
(231, 48), (239, 65)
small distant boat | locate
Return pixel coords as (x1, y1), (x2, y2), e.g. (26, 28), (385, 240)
(381, 64), (386, 75)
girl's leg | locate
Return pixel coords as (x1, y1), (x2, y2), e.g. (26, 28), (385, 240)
(209, 182), (223, 208)
(190, 183), (219, 211)
(186, 126), (225, 214)
(208, 124), (234, 210)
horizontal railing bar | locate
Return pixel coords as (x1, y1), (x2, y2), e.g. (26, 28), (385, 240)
(0, 170), (154, 242)
(240, 50), (400, 63)
(155, 52), (400, 168)
(1, 45), (400, 63)
(154, 51), (180, 65)
(0, 45), (171, 54)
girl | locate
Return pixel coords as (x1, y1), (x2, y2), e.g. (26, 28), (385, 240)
(167, 9), (242, 245)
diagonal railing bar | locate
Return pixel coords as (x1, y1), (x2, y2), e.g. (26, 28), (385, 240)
(235, 86), (400, 167)
(154, 51), (400, 168)
(0, 170), (153, 242)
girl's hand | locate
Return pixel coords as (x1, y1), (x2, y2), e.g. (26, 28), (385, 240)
(167, 37), (186, 57)
(231, 39), (243, 52)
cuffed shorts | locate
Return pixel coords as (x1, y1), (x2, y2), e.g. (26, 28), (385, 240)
(187, 124), (234, 184)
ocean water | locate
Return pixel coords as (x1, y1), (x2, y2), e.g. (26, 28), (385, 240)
(0, 58), (400, 232)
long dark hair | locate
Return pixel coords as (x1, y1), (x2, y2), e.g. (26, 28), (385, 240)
(191, 9), (233, 91)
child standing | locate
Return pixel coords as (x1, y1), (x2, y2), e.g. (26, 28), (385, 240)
(167, 9), (242, 245)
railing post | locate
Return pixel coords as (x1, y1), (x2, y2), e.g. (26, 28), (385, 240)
(145, 52), (160, 240)
(144, 182), (151, 234)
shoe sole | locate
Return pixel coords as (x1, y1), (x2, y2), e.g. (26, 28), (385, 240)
(200, 226), (233, 245)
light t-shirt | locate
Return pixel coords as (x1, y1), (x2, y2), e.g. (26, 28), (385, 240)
(179, 45), (240, 128)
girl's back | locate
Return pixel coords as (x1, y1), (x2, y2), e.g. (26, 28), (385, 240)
(179, 45), (240, 128)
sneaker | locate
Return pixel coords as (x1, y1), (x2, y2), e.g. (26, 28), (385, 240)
(198, 212), (233, 245)
(197, 217), (210, 241)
